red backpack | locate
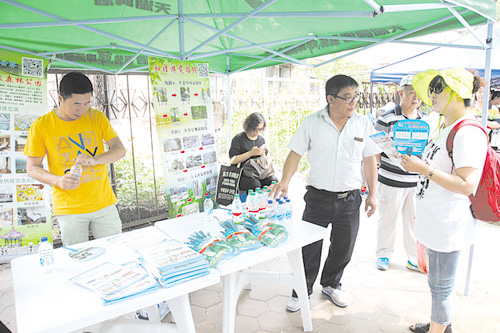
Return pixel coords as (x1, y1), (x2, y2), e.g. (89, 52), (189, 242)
(446, 119), (500, 222)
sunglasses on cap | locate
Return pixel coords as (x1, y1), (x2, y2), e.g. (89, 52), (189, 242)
(428, 79), (447, 96)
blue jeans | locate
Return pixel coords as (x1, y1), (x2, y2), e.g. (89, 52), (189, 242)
(426, 248), (461, 325)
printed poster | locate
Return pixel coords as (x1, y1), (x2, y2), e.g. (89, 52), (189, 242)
(149, 58), (218, 218)
(0, 49), (52, 260)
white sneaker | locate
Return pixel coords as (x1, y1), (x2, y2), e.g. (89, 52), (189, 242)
(322, 286), (348, 308)
(286, 297), (300, 312)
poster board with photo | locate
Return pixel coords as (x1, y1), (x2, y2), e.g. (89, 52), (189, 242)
(149, 58), (218, 218)
(0, 50), (52, 260)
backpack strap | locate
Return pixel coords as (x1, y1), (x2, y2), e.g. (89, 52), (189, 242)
(446, 119), (488, 160)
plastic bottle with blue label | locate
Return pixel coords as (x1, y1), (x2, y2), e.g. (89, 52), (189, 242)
(276, 200), (285, 224)
(39, 237), (54, 273)
(285, 197), (293, 223)
(267, 199), (275, 222)
(204, 194), (214, 223)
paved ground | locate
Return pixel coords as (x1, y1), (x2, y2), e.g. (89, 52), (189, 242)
(1, 174), (500, 332)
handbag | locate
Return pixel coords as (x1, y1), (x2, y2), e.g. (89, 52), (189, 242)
(215, 163), (243, 206)
(242, 156), (275, 180)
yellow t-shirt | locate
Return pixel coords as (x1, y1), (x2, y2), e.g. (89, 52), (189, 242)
(24, 108), (118, 215)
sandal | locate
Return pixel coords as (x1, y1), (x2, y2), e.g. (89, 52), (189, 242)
(409, 323), (430, 332)
(409, 322), (452, 333)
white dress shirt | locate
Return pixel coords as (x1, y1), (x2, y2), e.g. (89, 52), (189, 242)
(288, 106), (381, 192)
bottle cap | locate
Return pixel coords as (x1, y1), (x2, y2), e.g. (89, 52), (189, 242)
(40, 237), (48, 242)
(268, 200), (273, 204)
(206, 195), (211, 199)
(234, 193), (240, 198)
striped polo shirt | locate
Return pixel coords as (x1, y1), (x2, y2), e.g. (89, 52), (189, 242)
(375, 104), (424, 188)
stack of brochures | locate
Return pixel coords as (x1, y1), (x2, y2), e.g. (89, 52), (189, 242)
(70, 261), (159, 305)
(137, 239), (210, 287)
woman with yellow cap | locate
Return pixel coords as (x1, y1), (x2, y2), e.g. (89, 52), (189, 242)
(400, 68), (487, 333)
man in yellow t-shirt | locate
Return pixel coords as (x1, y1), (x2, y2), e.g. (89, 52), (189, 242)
(25, 72), (126, 246)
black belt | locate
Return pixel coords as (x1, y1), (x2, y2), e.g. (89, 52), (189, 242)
(306, 186), (358, 199)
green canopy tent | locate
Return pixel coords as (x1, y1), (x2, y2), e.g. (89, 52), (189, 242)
(0, 0), (495, 74)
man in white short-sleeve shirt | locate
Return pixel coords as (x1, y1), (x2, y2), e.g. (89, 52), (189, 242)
(270, 74), (381, 312)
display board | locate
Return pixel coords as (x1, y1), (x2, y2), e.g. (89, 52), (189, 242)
(148, 58), (218, 218)
(0, 50), (52, 260)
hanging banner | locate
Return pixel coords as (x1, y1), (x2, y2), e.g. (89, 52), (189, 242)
(0, 50), (52, 261)
(148, 58), (218, 218)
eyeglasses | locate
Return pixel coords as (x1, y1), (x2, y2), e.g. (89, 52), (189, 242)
(334, 93), (360, 104)
(255, 126), (264, 132)
(428, 81), (446, 96)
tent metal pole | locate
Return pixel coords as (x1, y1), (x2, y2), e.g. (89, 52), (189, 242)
(0, 0), (180, 60)
(185, 0), (278, 57)
(37, 45), (112, 56)
(226, 54), (232, 146)
(361, 0), (383, 15)
(370, 82), (374, 116)
(466, 21), (495, 298)
(185, 29), (309, 58)
(315, 9), (469, 68)
(233, 38), (313, 73)
(230, 53), (294, 64)
(447, 7), (486, 48)
(480, 21), (494, 127)
(0, 44), (115, 73)
(383, 3), (456, 12)
(318, 35), (483, 50)
(178, 0), (185, 58)
(116, 19), (177, 74)
(184, 18), (311, 67)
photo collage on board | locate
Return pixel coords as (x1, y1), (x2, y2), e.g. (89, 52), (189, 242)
(0, 112), (47, 228)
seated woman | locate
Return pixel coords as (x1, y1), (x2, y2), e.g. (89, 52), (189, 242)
(229, 112), (278, 192)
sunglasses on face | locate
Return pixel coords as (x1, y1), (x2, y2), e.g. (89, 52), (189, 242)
(428, 81), (446, 96)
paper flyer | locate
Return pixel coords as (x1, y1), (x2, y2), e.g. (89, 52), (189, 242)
(369, 132), (405, 170)
(0, 49), (52, 260)
(393, 119), (430, 156)
(148, 58), (218, 218)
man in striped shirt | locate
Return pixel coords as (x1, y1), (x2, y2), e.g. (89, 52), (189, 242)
(375, 75), (423, 272)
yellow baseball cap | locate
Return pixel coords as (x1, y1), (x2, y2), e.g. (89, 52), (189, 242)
(411, 68), (474, 106)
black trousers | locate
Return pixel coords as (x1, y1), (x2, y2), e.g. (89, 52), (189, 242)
(292, 186), (361, 297)
(239, 174), (278, 191)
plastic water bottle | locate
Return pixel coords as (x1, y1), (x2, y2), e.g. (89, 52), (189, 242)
(285, 198), (293, 223)
(267, 199), (275, 222)
(247, 192), (259, 218)
(38, 237), (54, 273)
(69, 164), (82, 177)
(203, 194), (214, 223)
(232, 194), (243, 224)
(276, 200), (285, 224)
(256, 189), (267, 222)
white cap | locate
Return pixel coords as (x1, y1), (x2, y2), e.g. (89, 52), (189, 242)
(399, 75), (414, 89)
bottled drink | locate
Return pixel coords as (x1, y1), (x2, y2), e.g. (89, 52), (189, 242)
(232, 194), (243, 224)
(69, 164), (82, 177)
(285, 198), (293, 222)
(267, 199), (275, 222)
(276, 200), (285, 224)
(247, 192), (259, 218)
(203, 194), (214, 223)
(256, 188), (267, 221)
(39, 237), (54, 274)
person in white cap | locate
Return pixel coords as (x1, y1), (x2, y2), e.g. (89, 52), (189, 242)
(374, 75), (423, 271)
